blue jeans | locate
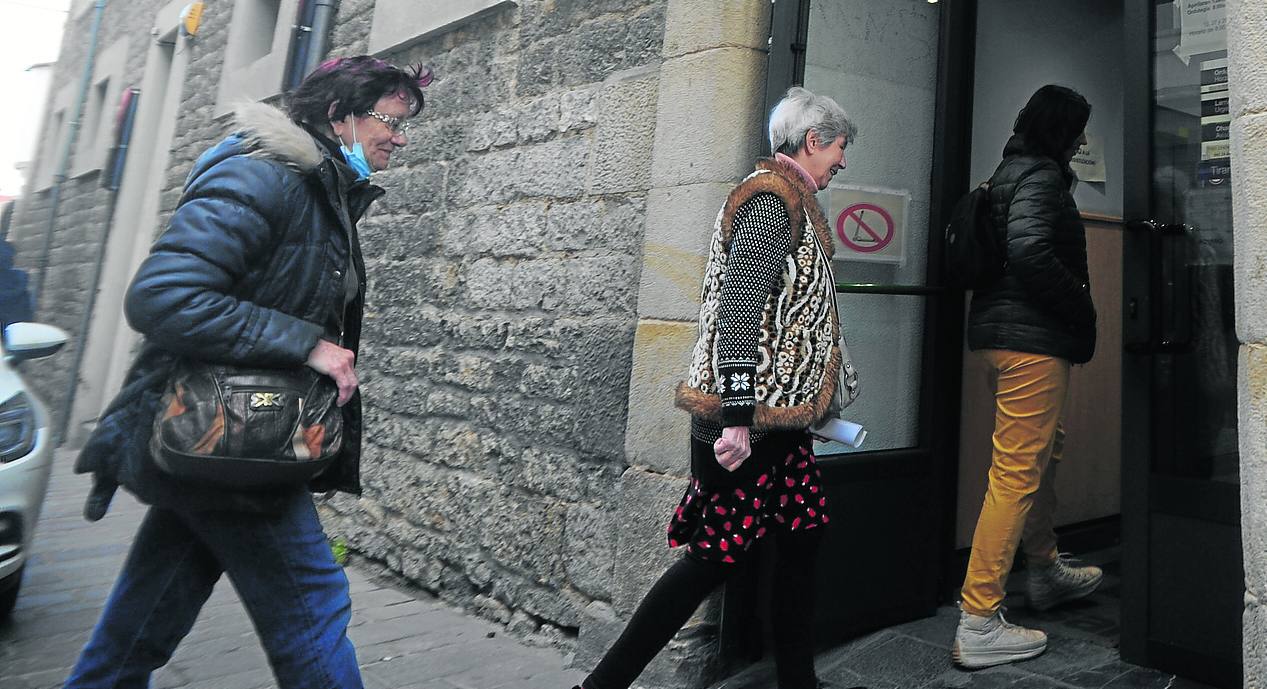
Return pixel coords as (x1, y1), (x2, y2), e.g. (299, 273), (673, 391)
(64, 490), (362, 689)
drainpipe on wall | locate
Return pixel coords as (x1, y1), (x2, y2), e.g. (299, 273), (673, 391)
(301, 0), (340, 78)
(55, 87), (139, 446)
(32, 0), (108, 309)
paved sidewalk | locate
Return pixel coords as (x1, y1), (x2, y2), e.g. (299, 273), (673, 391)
(0, 450), (584, 689)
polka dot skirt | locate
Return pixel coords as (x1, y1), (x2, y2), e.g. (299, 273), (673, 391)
(667, 431), (830, 564)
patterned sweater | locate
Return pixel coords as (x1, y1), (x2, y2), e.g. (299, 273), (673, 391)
(691, 193), (791, 443)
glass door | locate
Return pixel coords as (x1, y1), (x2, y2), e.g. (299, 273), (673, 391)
(1120, 1), (1240, 685)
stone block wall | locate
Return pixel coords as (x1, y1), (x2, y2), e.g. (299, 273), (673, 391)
(1231, 1), (1267, 684)
(314, 0), (670, 651)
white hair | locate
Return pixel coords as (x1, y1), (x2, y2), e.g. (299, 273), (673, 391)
(767, 87), (858, 155)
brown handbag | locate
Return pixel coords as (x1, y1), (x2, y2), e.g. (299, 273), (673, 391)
(149, 360), (344, 490)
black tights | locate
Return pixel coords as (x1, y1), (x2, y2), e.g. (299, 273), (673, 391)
(583, 528), (823, 689)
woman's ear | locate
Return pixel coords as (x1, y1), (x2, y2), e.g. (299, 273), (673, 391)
(804, 130), (820, 154)
(327, 102), (344, 138)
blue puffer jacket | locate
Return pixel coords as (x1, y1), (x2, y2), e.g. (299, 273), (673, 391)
(75, 103), (383, 519)
(968, 134), (1096, 364)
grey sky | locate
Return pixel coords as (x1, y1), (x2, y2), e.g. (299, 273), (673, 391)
(0, 0), (69, 197)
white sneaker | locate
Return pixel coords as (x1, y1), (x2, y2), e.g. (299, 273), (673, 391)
(952, 608), (1047, 669)
(1026, 553), (1104, 612)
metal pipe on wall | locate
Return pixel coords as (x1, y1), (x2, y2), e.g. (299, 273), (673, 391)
(302, 0), (340, 78)
(32, 0), (108, 309)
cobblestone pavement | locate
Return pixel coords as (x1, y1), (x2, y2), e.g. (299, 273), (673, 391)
(0, 450), (585, 689)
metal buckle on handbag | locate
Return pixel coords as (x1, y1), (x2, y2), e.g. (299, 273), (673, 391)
(250, 392), (285, 409)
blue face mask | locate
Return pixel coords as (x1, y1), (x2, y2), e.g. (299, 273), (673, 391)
(338, 117), (372, 180)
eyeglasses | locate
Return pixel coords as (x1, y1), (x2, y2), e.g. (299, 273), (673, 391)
(364, 110), (411, 135)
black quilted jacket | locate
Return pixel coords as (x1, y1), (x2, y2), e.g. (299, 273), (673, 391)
(75, 104), (382, 519)
(967, 134), (1096, 364)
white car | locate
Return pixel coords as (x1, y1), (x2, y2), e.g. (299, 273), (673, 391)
(0, 322), (69, 617)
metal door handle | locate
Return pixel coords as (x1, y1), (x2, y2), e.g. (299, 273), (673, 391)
(1125, 219), (1189, 235)
(1124, 219), (1192, 355)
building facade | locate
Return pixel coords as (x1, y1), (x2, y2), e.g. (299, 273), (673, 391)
(11, 1), (1267, 687)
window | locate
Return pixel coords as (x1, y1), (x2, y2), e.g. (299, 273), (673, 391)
(32, 106), (66, 191)
(368, 0), (519, 55)
(72, 37), (128, 178)
(72, 78), (107, 176)
(214, 0), (296, 116)
(242, 0), (282, 64)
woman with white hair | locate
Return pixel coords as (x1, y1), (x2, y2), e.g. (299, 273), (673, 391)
(573, 87), (860, 689)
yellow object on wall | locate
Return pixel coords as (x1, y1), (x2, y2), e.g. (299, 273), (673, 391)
(180, 2), (204, 37)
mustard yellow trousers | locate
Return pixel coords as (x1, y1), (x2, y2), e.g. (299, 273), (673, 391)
(960, 350), (1069, 617)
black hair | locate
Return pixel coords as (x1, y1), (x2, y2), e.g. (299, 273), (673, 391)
(1013, 85), (1091, 160)
(286, 55), (432, 127)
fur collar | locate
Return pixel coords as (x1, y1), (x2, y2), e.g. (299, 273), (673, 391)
(758, 156), (819, 199)
(233, 102), (325, 173)
(719, 157), (835, 260)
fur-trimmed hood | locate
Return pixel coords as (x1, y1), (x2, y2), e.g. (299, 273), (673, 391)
(178, 102), (334, 189)
(232, 101), (325, 172)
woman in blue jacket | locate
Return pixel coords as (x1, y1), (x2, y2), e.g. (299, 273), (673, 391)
(65, 56), (429, 689)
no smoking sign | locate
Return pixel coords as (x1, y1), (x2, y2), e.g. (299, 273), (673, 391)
(824, 184), (908, 264)
(836, 202), (894, 253)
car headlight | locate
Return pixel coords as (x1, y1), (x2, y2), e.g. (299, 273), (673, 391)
(0, 393), (36, 464)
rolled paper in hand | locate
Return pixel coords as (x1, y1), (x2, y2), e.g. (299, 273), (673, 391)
(812, 418), (867, 448)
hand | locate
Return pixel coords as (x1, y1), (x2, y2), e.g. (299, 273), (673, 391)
(305, 339), (358, 406)
(714, 426), (751, 472)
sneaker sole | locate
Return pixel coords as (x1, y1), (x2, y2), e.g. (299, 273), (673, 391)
(1028, 573), (1105, 612)
(952, 638), (1047, 669)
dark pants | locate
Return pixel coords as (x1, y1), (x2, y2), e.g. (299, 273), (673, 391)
(584, 527), (824, 689)
(64, 490), (361, 689)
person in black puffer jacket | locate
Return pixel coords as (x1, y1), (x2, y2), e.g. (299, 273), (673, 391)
(64, 57), (430, 689)
(953, 85), (1105, 670)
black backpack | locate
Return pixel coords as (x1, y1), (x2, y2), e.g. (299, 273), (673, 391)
(943, 182), (1005, 290)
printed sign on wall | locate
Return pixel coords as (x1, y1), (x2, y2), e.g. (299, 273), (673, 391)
(1070, 133), (1106, 183)
(1173, 0), (1227, 65)
(824, 184), (909, 265)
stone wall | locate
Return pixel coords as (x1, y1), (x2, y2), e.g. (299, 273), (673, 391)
(313, 0), (669, 651)
(1231, 1), (1267, 685)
